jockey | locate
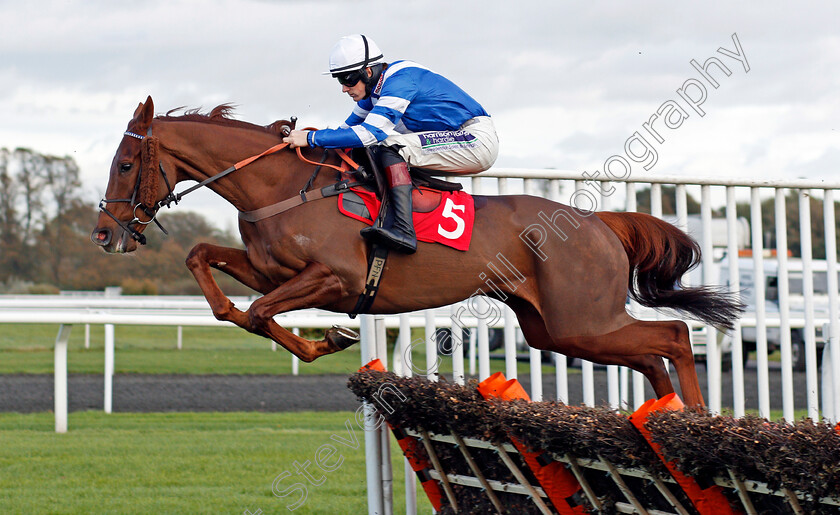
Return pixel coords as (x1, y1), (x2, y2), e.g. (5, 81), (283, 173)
(283, 34), (499, 254)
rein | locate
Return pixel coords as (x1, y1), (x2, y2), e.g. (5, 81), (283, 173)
(98, 124), (361, 243)
(157, 136), (358, 209)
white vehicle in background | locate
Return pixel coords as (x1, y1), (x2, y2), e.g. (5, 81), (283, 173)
(719, 256), (829, 371)
(663, 214), (829, 372)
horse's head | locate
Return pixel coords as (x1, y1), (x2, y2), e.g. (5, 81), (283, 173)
(91, 96), (174, 253)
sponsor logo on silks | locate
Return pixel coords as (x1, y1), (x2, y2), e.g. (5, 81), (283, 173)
(418, 131), (478, 154)
(373, 72), (386, 97)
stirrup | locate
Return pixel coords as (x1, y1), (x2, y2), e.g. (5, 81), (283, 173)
(361, 226), (417, 254)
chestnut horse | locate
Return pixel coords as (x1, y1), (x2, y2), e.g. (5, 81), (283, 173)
(91, 97), (741, 406)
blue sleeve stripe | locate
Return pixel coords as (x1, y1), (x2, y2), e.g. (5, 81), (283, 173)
(310, 119), (387, 148)
(364, 112), (397, 134)
(344, 113), (365, 128)
(311, 128), (364, 148)
(376, 96), (410, 114)
(351, 104), (370, 119)
(352, 125), (381, 146)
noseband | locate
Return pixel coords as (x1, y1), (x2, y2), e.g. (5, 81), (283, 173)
(97, 126), (176, 245)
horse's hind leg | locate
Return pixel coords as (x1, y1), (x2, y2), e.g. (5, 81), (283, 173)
(511, 299), (702, 405)
(551, 319), (704, 407)
(614, 354), (674, 400)
(516, 315), (677, 400)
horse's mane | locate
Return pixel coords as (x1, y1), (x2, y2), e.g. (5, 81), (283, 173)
(155, 105), (289, 137)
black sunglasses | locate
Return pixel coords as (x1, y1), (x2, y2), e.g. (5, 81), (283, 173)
(335, 70), (364, 87)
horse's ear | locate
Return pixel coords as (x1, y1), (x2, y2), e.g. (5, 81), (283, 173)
(138, 96), (154, 127)
(132, 96), (154, 121)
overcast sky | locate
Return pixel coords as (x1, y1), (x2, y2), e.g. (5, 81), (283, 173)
(1, 1), (838, 232)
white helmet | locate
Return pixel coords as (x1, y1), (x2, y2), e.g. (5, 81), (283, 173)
(325, 34), (385, 76)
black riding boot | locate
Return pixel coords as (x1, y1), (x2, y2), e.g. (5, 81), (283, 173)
(360, 158), (417, 254)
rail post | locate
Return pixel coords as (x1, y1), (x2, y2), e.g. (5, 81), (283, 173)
(360, 315), (385, 515)
(104, 323), (114, 414)
(54, 324), (72, 433)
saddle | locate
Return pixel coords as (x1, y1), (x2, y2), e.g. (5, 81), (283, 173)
(348, 148), (463, 195)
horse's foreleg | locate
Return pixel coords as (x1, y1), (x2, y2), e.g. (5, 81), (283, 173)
(247, 261), (356, 362)
(185, 243), (273, 331)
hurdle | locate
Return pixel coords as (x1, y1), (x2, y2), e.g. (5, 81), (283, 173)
(349, 366), (840, 514)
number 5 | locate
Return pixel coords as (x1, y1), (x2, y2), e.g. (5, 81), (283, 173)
(437, 198), (466, 239)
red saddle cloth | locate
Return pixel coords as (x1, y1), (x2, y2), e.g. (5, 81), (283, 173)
(338, 186), (475, 251)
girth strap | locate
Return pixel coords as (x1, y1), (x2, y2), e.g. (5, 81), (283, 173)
(349, 244), (390, 318)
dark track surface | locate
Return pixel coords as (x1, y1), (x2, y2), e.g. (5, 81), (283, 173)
(0, 363), (810, 413)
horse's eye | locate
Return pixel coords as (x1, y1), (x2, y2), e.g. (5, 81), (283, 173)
(119, 162), (133, 173)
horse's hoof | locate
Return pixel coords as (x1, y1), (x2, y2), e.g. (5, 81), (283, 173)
(327, 325), (360, 350)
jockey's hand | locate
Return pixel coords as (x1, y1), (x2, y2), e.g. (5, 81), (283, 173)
(283, 130), (310, 149)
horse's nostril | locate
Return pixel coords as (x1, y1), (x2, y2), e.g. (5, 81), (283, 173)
(91, 228), (111, 246)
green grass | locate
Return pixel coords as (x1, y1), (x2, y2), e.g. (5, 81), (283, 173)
(0, 323), (564, 376)
(0, 411), (432, 514)
(0, 324), (361, 374)
(0, 409), (818, 515)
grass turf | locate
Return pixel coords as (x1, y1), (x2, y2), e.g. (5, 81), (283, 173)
(0, 411), (431, 514)
(0, 323), (561, 377)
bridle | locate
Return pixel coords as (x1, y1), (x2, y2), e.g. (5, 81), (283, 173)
(97, 125), (176, 245)
(97, 120), (361, 245)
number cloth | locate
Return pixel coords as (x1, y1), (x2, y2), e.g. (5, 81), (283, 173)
(338, 187), (475, 251)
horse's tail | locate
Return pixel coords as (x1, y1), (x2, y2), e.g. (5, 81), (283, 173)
(596, 211), (743, 329)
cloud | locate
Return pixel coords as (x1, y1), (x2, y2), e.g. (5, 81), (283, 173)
(1, 0), (839, 234)
(797, 146), (840, 178)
